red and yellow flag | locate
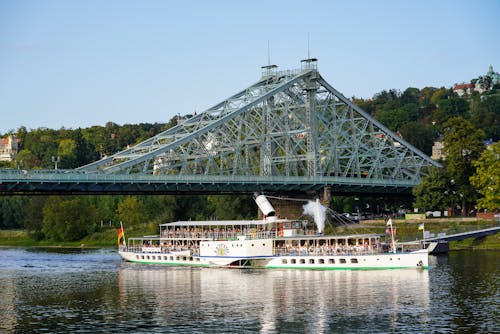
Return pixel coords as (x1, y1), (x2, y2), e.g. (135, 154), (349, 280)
(118, 226), (124, 246)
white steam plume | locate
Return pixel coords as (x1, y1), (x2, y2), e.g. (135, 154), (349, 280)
(302, 199), (327, 233)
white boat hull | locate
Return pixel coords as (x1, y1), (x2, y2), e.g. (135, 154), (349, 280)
(119, 249), (428, 270)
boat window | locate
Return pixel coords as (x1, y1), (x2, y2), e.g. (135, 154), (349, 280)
(291, 259), (296, 264)
(141, 255), (144, 259)
(136, 255), (139, 259)
(176, 256), (180, 261)
(328, 259), (335, 264)
(340, 258), (346, 264)
(300, 259), (305, 264)
(282, 259), (287, 264)
(319, 259), (325, 264)
(146, 256), (150, 260)
(170, 256), (174, 260)
(164, 256), (168, 260)
(262, 243), (266, 246)
(152, 256), (155, 260)
(350, 258), (358, 264)
(309, 259), (315, 264)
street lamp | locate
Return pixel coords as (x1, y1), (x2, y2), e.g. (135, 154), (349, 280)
(52, 156), (60, 170)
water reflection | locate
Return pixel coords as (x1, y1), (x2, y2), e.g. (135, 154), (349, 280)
(0, 248), (497, 333)
(117, 264), (430, 333)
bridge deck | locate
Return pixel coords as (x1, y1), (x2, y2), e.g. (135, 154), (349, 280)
(0, 170), (415, 195)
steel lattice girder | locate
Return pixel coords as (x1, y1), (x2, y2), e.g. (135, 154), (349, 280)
(77, 65), (440, 187)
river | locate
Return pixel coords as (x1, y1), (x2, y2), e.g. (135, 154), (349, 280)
(0, 248), (498, 333)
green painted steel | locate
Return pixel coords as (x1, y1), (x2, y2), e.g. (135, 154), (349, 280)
(0, 60), (440, 195)
(264, 265), (428, 270)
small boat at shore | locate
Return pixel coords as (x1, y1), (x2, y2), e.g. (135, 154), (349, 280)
(118, 194), (428, 270)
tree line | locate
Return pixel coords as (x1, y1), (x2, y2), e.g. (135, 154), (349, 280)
(0, 84), (499, 241)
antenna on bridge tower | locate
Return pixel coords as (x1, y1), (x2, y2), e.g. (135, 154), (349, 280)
(301, 33), (318, 71)
(307, 33), (311, 59)
(267, 40), (271, 66)
(261, 40), (278, 78)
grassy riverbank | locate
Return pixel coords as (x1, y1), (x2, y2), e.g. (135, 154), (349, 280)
(0, 229), (116, 248)
(1, 219), (499, 250)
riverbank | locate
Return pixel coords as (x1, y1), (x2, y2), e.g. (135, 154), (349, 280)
(1, 219), (499, 250)
(0, 229), (117, 248)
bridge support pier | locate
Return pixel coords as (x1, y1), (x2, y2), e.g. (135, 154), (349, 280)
(427, 241), (449, 254)
(322, 186), (331, 207)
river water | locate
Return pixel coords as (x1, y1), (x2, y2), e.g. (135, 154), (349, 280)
(0, 248), (498, 333)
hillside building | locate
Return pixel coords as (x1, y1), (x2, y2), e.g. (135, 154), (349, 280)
(0, 135), (19, 162)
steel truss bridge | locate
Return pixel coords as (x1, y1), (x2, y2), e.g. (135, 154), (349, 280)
(0, 59), (440, 196)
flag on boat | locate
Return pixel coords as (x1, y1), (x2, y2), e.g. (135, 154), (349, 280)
(386, 218), (393, 227)
(118, 223), (124, 246)
(418, 223), (425, 231)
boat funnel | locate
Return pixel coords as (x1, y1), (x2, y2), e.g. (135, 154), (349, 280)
(253, 193), (276, 220)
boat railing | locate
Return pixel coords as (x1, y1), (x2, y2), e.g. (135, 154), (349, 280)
(122, 245), (199, 256)
(160, 230), (277, 240)
(273, 246), (381, 257)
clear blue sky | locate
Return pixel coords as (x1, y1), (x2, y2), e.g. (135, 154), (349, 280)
(1, 0), (499, 134)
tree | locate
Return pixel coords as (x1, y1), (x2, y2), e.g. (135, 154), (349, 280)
(433, 97), (469, 125)
(0, 196), (28, 229)
(42, 197), (97, 241)
(24, 197), (46, 240)
(471, 95), (500, 141)
(58, 138), (77, 168)
(413, 167), (454, 212)
(117, 196), (146, 228)
(478, 75), (493, 91)
(399, 122), (437, 155)
(14, 149), (39, 169)
(206, 194), (256, 220)
(375, 108), (409, 132)
(470, 143), (500, 211)
(442, 118), (485, 215)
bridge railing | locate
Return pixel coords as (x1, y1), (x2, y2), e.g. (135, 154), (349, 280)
(0, 169), (417, 186)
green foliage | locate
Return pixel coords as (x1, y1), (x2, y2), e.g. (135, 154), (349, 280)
(0, 197), (28, 229)
(471, 94), (500, 141)
(399, 122), (437, 155)
(442, 117), (485, 215)
(42, 197), (97, 241)
(206, 194), (256, 220)
(375, 108), (409, 132)
(413, 167), (453, 211)
(117, 196), (147, 228)
(470, 143), (500, 210)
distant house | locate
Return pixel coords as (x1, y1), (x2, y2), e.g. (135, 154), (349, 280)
(0, 135), (19, 162)
(453, 83), (474, 96)
(431, 140), (445, 161)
